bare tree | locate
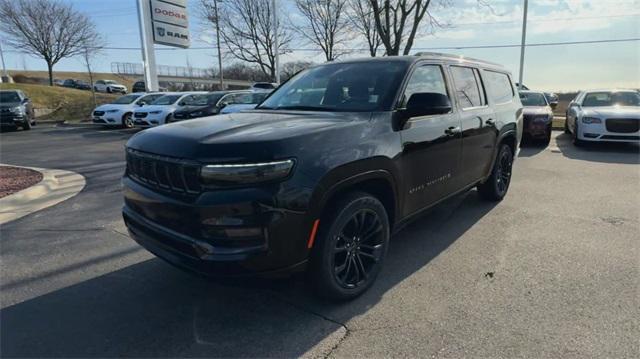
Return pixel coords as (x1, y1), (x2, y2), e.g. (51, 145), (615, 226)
(0, 0), (103, 86)
(349, 0), (382, 57)
(199, 0), (225, 89)
(368, 0), (451, 56)
(294, 0), (351, 62)
(281, 60), (315, 80)
(206, 0), (292, 81)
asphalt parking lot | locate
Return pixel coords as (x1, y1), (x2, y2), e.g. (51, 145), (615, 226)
(1, 124), (638, 358)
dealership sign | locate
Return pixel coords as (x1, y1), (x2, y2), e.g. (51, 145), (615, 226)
(150, 0), (190, 48)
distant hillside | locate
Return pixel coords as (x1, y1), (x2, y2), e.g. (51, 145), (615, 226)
(8, 70), (138, 90)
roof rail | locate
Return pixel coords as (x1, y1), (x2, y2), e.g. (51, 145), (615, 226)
(413, 51), (503, 67)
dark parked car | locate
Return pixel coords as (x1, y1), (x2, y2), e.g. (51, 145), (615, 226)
(172, 91), (268, 121)
(62, 79), (90, 90)
(123, 54), (522, 299)
(132, 81), (168, 93)
(0, 90), (35, 130)
(519, 91), (554, 144)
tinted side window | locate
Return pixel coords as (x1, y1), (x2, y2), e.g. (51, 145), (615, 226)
(450, 66), (484, 109)
(402, 65), (449, 107)
(484, 70), (514, 104)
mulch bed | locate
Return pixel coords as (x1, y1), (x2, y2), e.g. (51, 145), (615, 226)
(0, 166), (43, 199)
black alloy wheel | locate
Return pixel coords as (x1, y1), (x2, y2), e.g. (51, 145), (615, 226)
(332, 208), (385, 289)
(477, 144), (513, 201)
(310, 192), (389, 300)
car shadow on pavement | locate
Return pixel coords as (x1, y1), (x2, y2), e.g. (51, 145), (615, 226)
(0, 190), (497, 357)
(555, 133), (640, 164)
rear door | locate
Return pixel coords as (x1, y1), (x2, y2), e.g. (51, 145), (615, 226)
(398, 63), (462, 217)
(449, 65), (497, 188)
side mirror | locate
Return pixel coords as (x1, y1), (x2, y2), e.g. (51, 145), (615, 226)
(404, 92), (452, 118)
(218, 102), (228, 109)
(550, 102), (558, 110)
(22, 98), (29, 104)
(178, 101), (185, 106)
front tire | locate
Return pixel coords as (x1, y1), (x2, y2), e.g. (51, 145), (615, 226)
(122, 112), (133, 129)
(477, 144), (513, 201)
(572, 122), (583, 146)
(106, 87), (112, 93)
(564, 117), (570, 134)
(309, 192), (390, 300)
(22, 118), (31, 130)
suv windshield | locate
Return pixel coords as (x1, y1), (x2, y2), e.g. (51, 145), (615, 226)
(519, 92), (547, 107)
(151, 95), (181, 105)
(0, 92), (21, 103)
(112, 94), (141, 104)
(582, 91), (640, 107)
(258, 60), (409, 112)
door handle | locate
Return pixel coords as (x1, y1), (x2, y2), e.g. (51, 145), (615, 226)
(444, 126), (461, 136)
(485, 118), (496, 126)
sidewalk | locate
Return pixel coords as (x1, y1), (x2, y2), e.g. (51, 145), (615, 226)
(0, 165), (86, 225)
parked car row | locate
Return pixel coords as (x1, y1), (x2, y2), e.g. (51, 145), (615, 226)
(91, 89), (272, 128)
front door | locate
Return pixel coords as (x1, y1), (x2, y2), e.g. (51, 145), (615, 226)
(398, 63), (462, 218)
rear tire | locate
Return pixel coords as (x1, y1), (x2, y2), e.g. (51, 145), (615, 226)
(309, 192), (390, 300)
(477, 144), (513, 201)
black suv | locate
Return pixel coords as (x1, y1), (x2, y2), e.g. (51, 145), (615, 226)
(123, 54), (522, 299)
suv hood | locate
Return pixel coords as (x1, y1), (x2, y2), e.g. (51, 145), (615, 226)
(522, 106), (551, 116)
(582, 106), (640, 118)
(0, 102), (21, 109)
(126, 110), (370, 162)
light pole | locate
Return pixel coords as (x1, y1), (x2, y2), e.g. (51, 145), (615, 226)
(518, 0), (528, 90)
(0, 40), (8, 79)
(272, 0), (280, 84)
(213, 0), (224, 89)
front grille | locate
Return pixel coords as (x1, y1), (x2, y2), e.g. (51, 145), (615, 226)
(126, 149), (201, 194)
(93, 111), (105, 116)
(605, 118), (639, 133)
(0, 108), (10, 113)
(134, 112), (148, 118)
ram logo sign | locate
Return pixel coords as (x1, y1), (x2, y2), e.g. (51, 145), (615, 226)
(150, 0), (190, 48)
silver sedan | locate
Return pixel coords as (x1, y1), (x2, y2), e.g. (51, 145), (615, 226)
(565, 89), (640, 145)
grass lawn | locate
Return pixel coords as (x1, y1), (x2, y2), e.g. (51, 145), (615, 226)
(0, 83), (119, 122)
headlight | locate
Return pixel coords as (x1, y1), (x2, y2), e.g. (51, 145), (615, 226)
(582, 116), (601, 124)
(201, 159), (295, 185)
(10, 106), (24, 114)
(149, 110), (162, 114)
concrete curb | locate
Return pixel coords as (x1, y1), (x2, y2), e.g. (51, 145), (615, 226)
(0, 164), (86, 225)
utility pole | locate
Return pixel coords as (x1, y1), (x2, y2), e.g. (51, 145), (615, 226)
(0, 40), (9, 79)
(272, 0), (280, 84)
(136, 0), (159, 91)
(213, 0), (224, 90)
(518, 0), (528, 90)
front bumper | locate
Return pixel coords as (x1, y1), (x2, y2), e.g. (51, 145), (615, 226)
(523, 116), (552, 138)
(93, 112), (122, 125)
(0, 114), (26, 127)
(577, 119), (640, 142)
(134, 113), (166, 127)
(122, 176), (312, 276)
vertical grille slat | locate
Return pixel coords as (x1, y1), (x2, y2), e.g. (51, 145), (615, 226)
(126, 150), (201, 195)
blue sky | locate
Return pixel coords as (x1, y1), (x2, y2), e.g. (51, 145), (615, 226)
(2, 0), (639, 92)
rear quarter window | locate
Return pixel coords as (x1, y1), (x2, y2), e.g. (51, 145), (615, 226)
(484, 71), (515, 104)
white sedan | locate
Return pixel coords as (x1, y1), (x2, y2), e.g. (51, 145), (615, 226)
(94, 80), (127, 94)
(91, 93), (165, 128)
(565, 89), (640, 145)
(132, 92), (207, 128)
